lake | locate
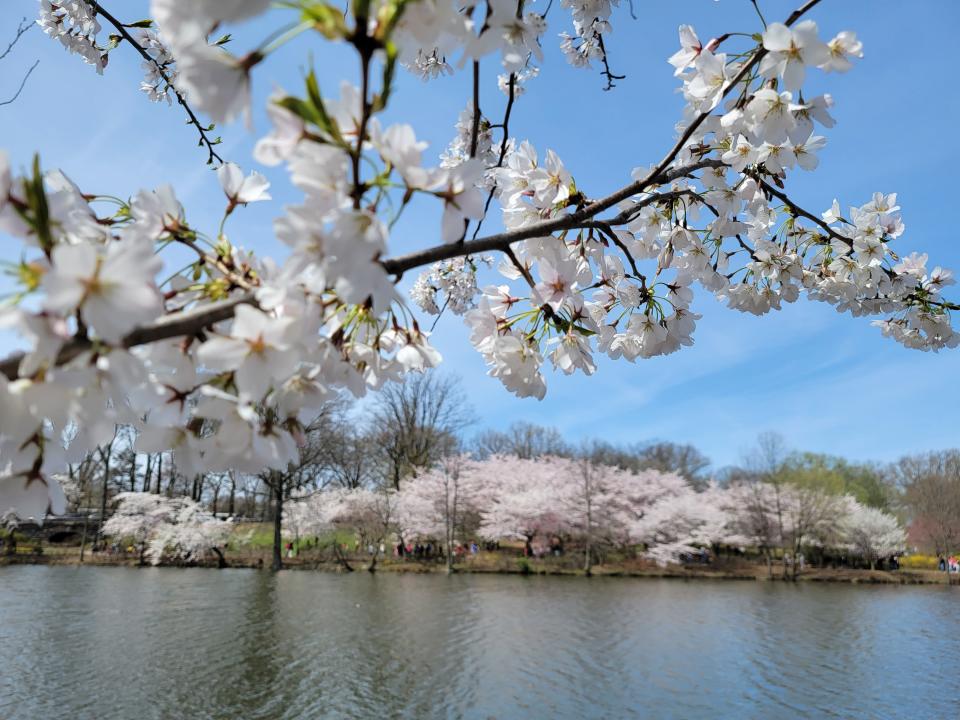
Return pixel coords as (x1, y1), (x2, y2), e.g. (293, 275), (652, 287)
(0, 566), (955, 719)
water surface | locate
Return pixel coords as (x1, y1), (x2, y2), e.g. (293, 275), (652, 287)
(0, 566), (954, 719)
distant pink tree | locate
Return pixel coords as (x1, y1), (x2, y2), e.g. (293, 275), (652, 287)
(286, 487), (396, 570)
(396, 454), (482, 572)
(103, 492), (229, 566)
(632, 482), (734, 566)
(476, 455), (569, 557)
(102, 491), (180, 565)
(559, 458), (636, 573)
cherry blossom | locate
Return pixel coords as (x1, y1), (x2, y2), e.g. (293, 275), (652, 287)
(0, 0), (953, 522)
(42, 239), (163, 342)
(218, 162), (272, 208)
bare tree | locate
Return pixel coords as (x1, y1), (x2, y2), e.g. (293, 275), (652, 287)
(737, 432), (790, 578)
(473, 421), (571, 459)
(260, 403), (345, 570)
(895, 450), (960, 576)
(636, 442), (711, 488)
(370, 372), (474, 490)
(581, 439), (710, 488)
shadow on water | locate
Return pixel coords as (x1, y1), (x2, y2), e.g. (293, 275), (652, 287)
(1, 566), (958, 720)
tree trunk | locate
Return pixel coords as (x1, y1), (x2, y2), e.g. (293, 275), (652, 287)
(228, 472), (236, 517)
(271, 478), (283, 571)
(212, 546), (228, 569)
(154, 454), (163, 494)
(95, 446), (112, 548)
(142, 454), (153, 493)
(584, 510), (593, 575)
(334, 543), (354, 572)
(78, 514), (88, 563)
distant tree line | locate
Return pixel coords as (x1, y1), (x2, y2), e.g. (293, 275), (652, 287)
(43, 372), (960, 571)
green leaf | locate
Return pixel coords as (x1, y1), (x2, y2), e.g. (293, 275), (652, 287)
(277, 96), (323, 127)
(127, 19), (154, 28)
(213, 33), (233, 46)
(25, 155), (53, 255)
(304, 68), (345, 143)
(300, 2), (348, 40)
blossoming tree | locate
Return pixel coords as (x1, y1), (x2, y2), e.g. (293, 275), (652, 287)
(840, 501), (907, 569)
(102, 491), (230, 566)
(0, 0), (957, 522)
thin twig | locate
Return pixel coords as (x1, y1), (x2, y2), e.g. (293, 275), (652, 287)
(0, 59), (39, 106)
(0, 0), (835, 380)
(87, 1), (225, 165)
(0, 17), (33, 61)
(471, 71), (517, 242)
(596, 30), (625, 91)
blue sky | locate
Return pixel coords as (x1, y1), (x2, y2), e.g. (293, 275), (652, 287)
(1, 0), (958, 469)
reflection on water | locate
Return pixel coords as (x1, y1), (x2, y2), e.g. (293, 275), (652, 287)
(0, 566), (957, 719)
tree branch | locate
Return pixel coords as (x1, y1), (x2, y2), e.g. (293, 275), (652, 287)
(87, 1), (225, 165)
(0, 17), (38, 107)
(753, 175), (960, 312)
(596, 30), (624, 91)
(0, 17), (33, 62)
(0, 0), (834, 381)
(0, 59), (39, 106)
(0, 294), (254, 381)
(382, 0), (820, 276)
(381, 158), (723, 276)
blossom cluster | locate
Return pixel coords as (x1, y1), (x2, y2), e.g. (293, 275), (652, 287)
(286, 455), (908, 567)
(137, 29), (178, 104)
(102, 491), (230, 565)
(37, 0), (106, 73)
(4, 0), (957, 523)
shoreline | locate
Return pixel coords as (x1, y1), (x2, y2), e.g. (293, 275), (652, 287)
(1, 553), (953, 585)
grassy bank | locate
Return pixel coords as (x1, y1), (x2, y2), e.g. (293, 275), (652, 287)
(1, 544), (953, 585)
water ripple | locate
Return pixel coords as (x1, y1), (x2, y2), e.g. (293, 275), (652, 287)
(1, 568), (959, 719)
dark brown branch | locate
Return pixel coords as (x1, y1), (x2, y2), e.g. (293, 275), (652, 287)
(471, 71), (517, 241)
(381, 158), (722, 276)
(503, 246), (563, 327)
(469, 61), (481, 158)
(752, 174), (850, 246)
(0, 294), (254, 381)
(0, 0), (832, 380)
(0, 18), (38, 106)
(350, 41), (374, 209)
(753, 176), (960, 312)
(87, 1), (224, 165)
(385, 0), (820, 276)
(585, 221), (644, 279)
(596, 30), (624, 91)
